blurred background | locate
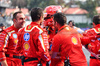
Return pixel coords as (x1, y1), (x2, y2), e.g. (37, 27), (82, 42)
(1, 0), (100, 29)
(1, 0), (100, 65)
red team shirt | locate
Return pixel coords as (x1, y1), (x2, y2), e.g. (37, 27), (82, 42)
(51, 25), (87, 66)
(82, 24), (100, 66)
(0, 25), (19, 61)
(17, 22), (50, 62)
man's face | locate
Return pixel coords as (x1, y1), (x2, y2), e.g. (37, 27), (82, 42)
(0, 26), (5, 31)
(68, 22), (73, 28)
(14, 13), (25, 29)
(53, 20), (58, 30)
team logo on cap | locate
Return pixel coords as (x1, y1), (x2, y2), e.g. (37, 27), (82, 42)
(24, 42), (30, 51)
(71, 37), (78, 45)
(13, 34), (17, 38)
(24, 33), (30, 41)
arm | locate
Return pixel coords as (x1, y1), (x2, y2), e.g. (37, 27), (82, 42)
(37, 32), (50, 62)
(51, 37), (61, 59)
(0, 32), (9, 66)
(81, 34), (100, 45)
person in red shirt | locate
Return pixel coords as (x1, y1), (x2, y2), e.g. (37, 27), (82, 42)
(0, 23), (5, 33)
(16, 7), (50, 66)
(81, 15), (100, 66)
(43, 5), (63, 50)
(0, 11), (25, 66)
(51, 13), (87, 66)
(68, 20), (84, 34)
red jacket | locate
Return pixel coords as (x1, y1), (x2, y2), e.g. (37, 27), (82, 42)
(82, 24), (100, 56)
(0, 25), (19, 62)
(51, 25), (87, 66)
(17, 22), (50, 61)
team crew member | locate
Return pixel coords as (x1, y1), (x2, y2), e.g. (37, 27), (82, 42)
(0, 23), (5, 33)
(68, 20), (84, 34)
(43, 5), (62, 50)
(0, 11), (25, 66)
(51, 13), (87, 66)
(81, 15), (100, 66)
(16, 7), (50, 66)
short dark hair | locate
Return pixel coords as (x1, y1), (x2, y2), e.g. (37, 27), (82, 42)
(93, 15), (100, 25)
(68, 20), (75, 26)
(53, 13), (66, 26)
(30, 7), (43, 22)
(12, 11), (23, 20)
(0, 23), (4, 27)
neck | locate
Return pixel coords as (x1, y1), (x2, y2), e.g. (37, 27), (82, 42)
(36, 21), (41, 25)
(14, 24), (19, 29)
(33, 19), (41, 25)
(58, 24), (62, 30)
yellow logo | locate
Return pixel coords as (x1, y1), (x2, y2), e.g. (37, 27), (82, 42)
(72, 37), (78, 45)
(28, 26), (31, 29)
(24, 43), (30, 50)
(14, 40), (18, 44)
(98, 28), (100, 31)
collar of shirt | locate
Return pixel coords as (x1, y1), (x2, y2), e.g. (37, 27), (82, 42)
(30, 22), (40, 26)
(12, 25), (19, 32)
(58, 25), (68, 32)
(95, 24), (100, 28)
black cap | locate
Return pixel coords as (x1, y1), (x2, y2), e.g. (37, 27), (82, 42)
(0, 23), (4, 27)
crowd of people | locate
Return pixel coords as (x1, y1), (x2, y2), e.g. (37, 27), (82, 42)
(0, 5), (100, 66)
(0, 0), (11, 4)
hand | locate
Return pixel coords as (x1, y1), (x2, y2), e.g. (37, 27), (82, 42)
(96, 54), (100, 59)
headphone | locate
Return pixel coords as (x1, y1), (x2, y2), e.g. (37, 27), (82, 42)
(68, 20), (75, 26)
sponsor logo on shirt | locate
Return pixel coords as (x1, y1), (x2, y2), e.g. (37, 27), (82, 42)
(28, 25), (31, 29)
(71, 37), (78, 45)
(14, 39), (18, 44)
(24, 33), (30, 41)
(24, 42), (30, 51)
(13, 34), (17, 38)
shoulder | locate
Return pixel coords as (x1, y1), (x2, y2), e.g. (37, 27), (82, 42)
(83, 28), (96, 36)
(1, 26), (13, 35)
(24, 24), (43, 34)
(84, 28), (96, 34)
(4, 26), (13, 32)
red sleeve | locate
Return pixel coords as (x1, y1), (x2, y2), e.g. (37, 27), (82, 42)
(51, 36), (60, 52)
(51, 35), (61, 60)
(81, 36), (91, 45)
(0, 31), (9, 61)
(36, 32), (50, 61)
(51, 35), (61, 65)
(81, 29), (95, 45)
